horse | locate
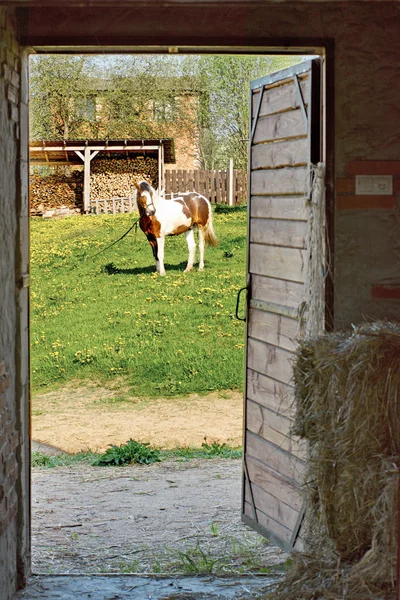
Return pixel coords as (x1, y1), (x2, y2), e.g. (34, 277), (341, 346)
(135, 181), (217, 276)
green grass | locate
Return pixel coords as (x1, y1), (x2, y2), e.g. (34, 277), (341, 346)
(31, 440), (242, 468)
(31, 450), (99, 468)
(162, 440), (242, 461)
(30, 207), (247, 397)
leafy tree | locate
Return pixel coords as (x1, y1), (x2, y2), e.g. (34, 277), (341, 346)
(192, 55), (303, 170)
(30, 55), (101, 140)
(30, 53), (303, 169)
(30, 54), (200, 166)
(99, 56), (199, 148)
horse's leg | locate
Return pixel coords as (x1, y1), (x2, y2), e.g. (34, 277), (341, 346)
(157, 235), (166, 276)
(184, 229), (196, 273)
(147, 235), (159, 273)
(198, 227), (205, 271)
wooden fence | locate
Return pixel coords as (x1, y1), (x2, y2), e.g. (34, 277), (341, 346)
(91, 196), (136, 215)
(90, 169), (248, 213)
(164, 169), (248, 205)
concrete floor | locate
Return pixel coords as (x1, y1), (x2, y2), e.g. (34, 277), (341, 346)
(15, 574), (280, 599)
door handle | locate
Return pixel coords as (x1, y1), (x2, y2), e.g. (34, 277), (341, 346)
(235, 286), (248, 321)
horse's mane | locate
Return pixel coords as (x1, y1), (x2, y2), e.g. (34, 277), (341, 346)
(139, 181), (153, 194)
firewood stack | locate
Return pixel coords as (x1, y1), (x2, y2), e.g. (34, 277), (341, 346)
(90, 157), (158, 200)
(30, 172), (84, 214)
(29, 156), (158, 214)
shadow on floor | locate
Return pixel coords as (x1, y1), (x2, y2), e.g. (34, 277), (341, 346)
(15, 574), (280, 599)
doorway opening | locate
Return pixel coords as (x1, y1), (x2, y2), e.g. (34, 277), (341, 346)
(28, 47), (331, 577)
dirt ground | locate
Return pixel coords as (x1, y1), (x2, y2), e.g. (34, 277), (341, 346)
(31, 384), (287, 577)
(32, 383), (244, 453)
(32, 458), (287, 575)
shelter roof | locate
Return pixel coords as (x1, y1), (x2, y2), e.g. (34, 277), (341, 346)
(29, 139), (175, 164)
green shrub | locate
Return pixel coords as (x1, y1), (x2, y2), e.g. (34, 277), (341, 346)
(93, 439), (161, 466)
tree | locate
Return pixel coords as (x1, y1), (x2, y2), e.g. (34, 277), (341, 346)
(30, 55), (199, 144)
(30, 55), (101, 140)
(30, 53), (304, 169)
(192, 55), (303, 170)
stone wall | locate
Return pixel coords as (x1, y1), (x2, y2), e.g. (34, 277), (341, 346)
(0, 7), (26, 600)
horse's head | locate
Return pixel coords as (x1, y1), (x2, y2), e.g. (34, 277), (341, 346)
(136, 181), (157, 216)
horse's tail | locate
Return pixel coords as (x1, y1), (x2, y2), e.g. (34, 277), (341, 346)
(203, 205), (218, 247)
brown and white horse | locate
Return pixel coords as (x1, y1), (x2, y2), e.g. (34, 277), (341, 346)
(136, 181), (217, 276)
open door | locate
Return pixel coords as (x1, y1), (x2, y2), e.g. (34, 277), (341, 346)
(242, 59), (325, 552)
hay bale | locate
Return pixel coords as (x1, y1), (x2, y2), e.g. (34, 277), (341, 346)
(266, 321), (400, 600)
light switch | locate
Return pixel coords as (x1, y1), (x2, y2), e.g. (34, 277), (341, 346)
(355, 175), (393, 195)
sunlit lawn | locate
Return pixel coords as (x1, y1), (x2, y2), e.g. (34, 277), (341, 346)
(30, 207), (247, 397)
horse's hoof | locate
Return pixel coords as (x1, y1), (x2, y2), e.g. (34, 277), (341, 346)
(184, 268), (193, 273)
(159, 272), (166, 276)
(199, 267), (204, 272)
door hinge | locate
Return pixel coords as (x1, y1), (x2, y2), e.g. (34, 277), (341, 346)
(18, 274), (30, 288)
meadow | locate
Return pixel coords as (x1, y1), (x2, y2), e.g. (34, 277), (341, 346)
(30, 206), (248, 398)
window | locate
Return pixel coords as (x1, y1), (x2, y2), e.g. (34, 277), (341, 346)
(75, 96), (96, 121)
(153, 97), (177, 122)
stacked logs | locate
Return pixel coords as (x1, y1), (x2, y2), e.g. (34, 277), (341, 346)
(30, 172), (84, 214)
(29, 156), (158, 214)
(90, 157), (158, 200)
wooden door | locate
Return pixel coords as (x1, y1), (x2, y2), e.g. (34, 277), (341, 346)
(242, 59), (324, 552)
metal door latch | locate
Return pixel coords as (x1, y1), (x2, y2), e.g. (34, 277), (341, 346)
(235, 286), (248, 321)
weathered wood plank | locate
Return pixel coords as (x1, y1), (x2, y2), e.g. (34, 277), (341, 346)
(249, 243), (306, 284)
(246, 431), (305, 482)
(252, 137), (308, 171)
(244, 502), (304, 551)
(246, 400), (306, 460)
(244, 478), (300, 531)
(252, 75), (309, 117)
(247, 368), (294, 415)
(248, 308), (299, 351)
(251, 167), (308, 196)
(250, 195), (308, 221)
(245, 454), (302, 512)
(250, 218), (307, 249)
(253, 109), (306, 145)
(251, 274), (304, 311)
(247, 337), (294, 385)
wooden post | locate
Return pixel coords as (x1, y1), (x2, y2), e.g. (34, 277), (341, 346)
(83, 146), (91, 213)
(75, 147), (99, 213)
(229, 158), (234, 206)
(158, 144), (164, 192)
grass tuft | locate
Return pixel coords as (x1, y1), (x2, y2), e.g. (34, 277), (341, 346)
(31, 450), (99, 468)
(93, 439), (161, 466)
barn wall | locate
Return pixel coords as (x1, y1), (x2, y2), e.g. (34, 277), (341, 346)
(0, 8), (29, 600)
(329, 4), (400, 327)
(0, 2), (398, 595)
(18, 0), (400, 328)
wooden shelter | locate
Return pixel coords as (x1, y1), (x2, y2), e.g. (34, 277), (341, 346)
(29, 139), (175, 211)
